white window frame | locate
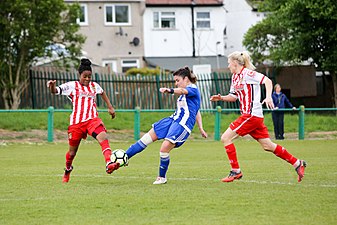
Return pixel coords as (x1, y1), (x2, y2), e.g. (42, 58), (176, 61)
(121, 59), (139, 72)
(195, 11), (211, 29)
(104, 4), (131, 26)
(153, 11), (176, 29)
(77, 4), (88, 26)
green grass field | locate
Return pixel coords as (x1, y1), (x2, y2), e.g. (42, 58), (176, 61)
(1, 140), (336, 225)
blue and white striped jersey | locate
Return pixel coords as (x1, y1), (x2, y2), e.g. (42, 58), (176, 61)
(170, 84), (201, 133)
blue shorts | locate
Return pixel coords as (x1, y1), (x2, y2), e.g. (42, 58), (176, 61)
(152, 117), (190, 148)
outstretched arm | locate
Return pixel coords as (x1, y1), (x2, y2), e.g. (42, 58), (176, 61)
(101, 91), (116, 119)
(196, 111), (207, 138)
(210, 94), (237, 102)
(261, 77), (274, 110)
(160, 87), (188, 95)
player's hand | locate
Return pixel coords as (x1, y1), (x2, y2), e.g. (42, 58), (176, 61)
(159, 87), (170, 93)
(210, 94), (222, 102)
(109, 108), (116, 119)
(262, 97), (274, 110)
(47, 80), (56, 88)
(200, 128), (208, 138)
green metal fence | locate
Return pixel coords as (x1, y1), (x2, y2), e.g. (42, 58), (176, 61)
(27, 69), (256, 110)
(2, 106), (336, 142)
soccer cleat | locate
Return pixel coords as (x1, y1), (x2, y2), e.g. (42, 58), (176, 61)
(153, 177), (167, 185)
(221, 170), (243, 182)
(63, 166), (73, 183)
(106, 161), (120, 174)
(295, 160), (307, 182)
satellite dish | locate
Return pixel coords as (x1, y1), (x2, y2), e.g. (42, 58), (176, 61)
(130, 37), (140, 46)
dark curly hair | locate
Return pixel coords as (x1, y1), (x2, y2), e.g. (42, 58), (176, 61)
(78, 58), (92, 75)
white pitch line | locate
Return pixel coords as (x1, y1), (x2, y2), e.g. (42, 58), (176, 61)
(8, 173), (337, 188)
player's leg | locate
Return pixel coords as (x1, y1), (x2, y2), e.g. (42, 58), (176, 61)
(153, 140), (175, 185)
(257, 138), (306, 182)
(63, 141), (80, 183)
(126, 128), (157, 159)
(63, 126), (83, 183)
(221, 127), (242, 182)
(153, 122), (189, 184)
(93, 125), (111, 163)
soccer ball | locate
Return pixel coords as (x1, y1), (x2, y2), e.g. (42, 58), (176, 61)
(110, 149), (128, 167)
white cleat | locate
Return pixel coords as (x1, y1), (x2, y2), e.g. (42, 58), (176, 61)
(153, 176), (167, 185)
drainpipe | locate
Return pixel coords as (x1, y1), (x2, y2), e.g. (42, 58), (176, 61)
(191, 0), (196, 57)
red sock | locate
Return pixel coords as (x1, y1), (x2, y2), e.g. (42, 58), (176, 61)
(65, 151), (75, 169)
(273, 144), (297, 165)
(100, 139), (112, 163)
(225, 143), (240, 170)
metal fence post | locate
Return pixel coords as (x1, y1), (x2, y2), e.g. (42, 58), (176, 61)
(134, 107), (141, 140)
(298, 105), (305, 140)
(47, 106), (54, 142)
(214, 106), (222, 141)
(156, 75), (163, 109)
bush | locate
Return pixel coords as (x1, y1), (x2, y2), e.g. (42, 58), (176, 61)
(125, 67), (160, 76)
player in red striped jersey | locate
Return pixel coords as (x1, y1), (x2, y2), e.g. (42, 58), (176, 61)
(210, 51), (306, 183)
(47, 58), (118, 183)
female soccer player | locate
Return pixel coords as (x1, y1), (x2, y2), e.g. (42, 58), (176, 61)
(210, 51), (306, 183)
(109, 66), (208, 184)
(47, 58), (118, 183)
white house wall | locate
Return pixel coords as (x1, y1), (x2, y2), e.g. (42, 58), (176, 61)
(144, 7), (227, 57)
(223, 0), (266, 56)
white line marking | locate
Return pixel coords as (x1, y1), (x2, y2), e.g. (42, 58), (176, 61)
(6, 174), (336, 188)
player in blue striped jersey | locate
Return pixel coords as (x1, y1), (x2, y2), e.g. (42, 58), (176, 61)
(109, 66), (208, 184)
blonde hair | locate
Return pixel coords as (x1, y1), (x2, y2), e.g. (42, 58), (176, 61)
(228, 51), (256, 70)
(274, 83), (281, 91)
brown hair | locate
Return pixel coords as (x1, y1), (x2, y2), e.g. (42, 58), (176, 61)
(173, 66), (197, 84)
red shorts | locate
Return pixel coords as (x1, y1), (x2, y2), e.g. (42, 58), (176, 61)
(230, 114), (269, 140)
(68, 117), (106, 145)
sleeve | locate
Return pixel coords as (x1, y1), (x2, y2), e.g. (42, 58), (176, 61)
(186, 86), (197, 97)
(283, 94), (293, 108)
(272, 93), (278, 106)
(229, 79), (238, 99)
(93, 82), (104, 94)
(56, 81), (75, 96)
(244, 69), (266, 85)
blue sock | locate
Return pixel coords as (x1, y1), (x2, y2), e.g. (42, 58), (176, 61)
(159, 156), (170, 178)
(126, 140), (147, 159)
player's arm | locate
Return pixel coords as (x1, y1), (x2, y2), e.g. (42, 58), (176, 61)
(47, 80), (58, 94)
(261, 77), (274, 109)
(196, 111), (207, 138)
(159, 87), (188, 95)
(210, 93), (237, 102)
(100, 91), (116, 119)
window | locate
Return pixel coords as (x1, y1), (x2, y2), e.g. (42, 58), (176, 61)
(105, 4), (131, 25)
(153, 12), (176, 29)
(121, 59), (139, 73)
(77, 4), (88, 25)
(196, 12), (210, 29)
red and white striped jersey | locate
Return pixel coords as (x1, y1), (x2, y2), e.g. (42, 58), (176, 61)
(229, 68), (266, 118)
(56, 81), (103, 125)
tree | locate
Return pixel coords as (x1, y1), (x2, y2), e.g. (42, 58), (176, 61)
(243, 0), (337, 107)
(0, 0), (85, 109)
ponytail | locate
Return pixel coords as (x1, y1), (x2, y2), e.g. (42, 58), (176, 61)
(173, 66), (197, 83)
(228, 51), (256, 70)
